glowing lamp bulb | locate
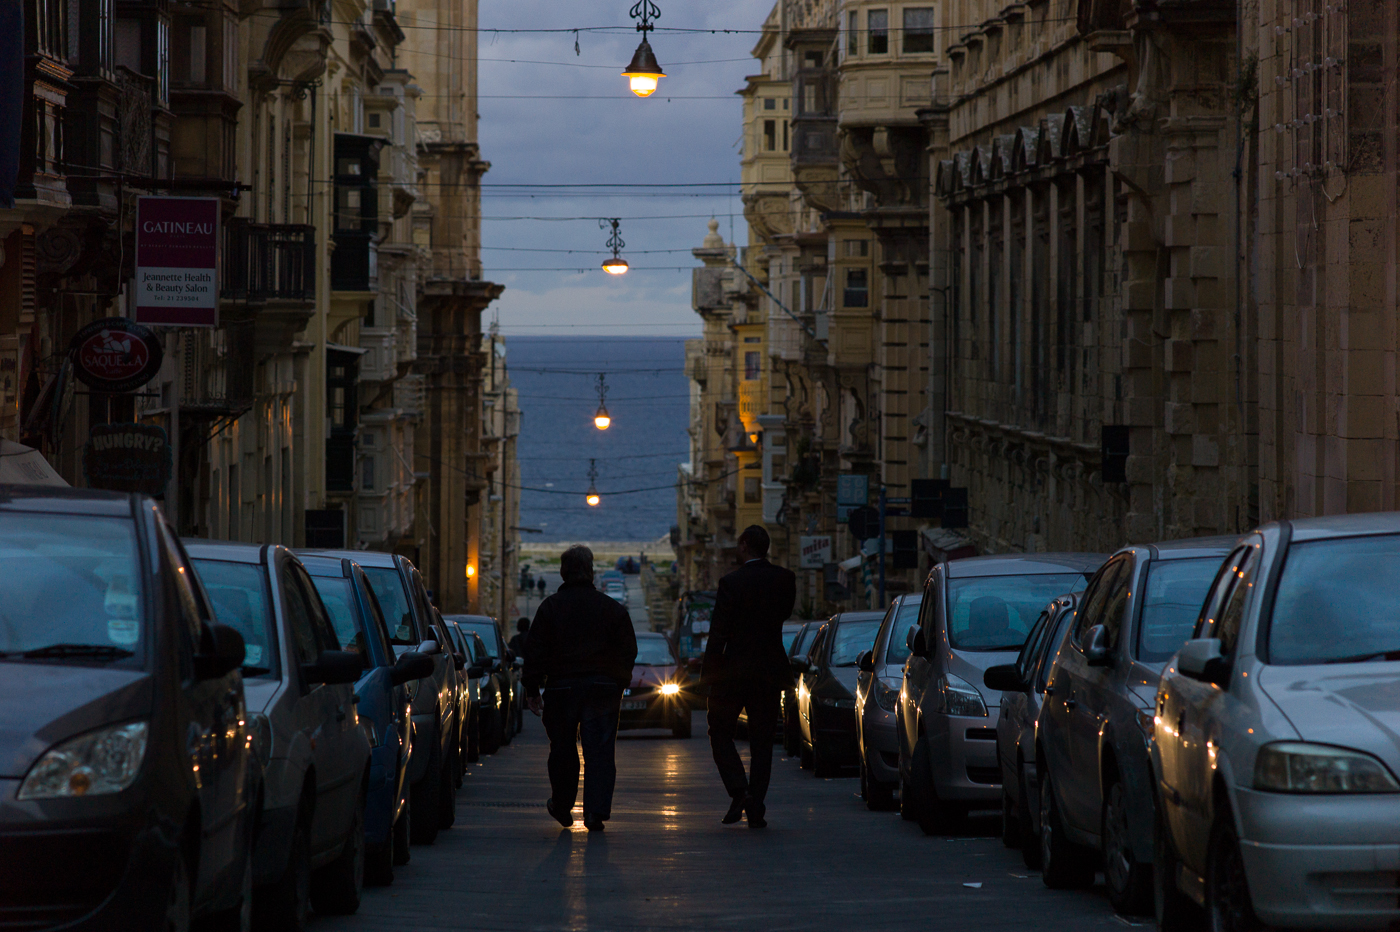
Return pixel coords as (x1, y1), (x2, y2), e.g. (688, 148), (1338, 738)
(465, 564), (476, 578)
(622, 38), (665, 99)
(586, 492), (601, 507)
(602, 257), (629, 275)
(595, 414), (611, 430)
(628, 75), (660, 97)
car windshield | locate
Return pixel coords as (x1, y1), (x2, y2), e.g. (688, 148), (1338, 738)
(0, 513), (146, 666)
(947, 573), (1086, 651)
(1269, 535), (1400, 665)
(635, 639), (674, 665)
(884, 599), (924, 664)
(309, 576), (373, 665)
(362, 565), (416, 645)
(1136, 557), (1224, 663)
(194, 559), (277, 677)
(830, 619), (881, 666)
(461, 623), (499, 657)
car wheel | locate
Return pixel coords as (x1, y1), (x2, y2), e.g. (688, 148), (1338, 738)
(410, 738), (442, 845)
(863, 755), (896, 811)
(898, 752), (919, 822)
(1104, 779), (1152, 914)
(482, 709), (502, 755)
(1018, 765), (1041, 869)
(466, 711), (481, 763)
(164, 845), (192, 932)
(783, 710), (799, 757)
(254, 814), (311, 932)
(671, 711), (692, 739)
(500, 701), (514, 746)
(1155, 800), (1201, 931)
(310, 789), (364, 915)
(439, 740), (458, 829)
(1038, 769), (1095, 889)
(799, 738), (814, 770)
(202, 833), (253, 932)
(1205, 814), (1262, 932)
(1001, 785), (1018, 848)
(391, 793), (412, 867)
(913, 736), (962, 836)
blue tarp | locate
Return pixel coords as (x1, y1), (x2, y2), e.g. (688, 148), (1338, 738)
(0, 2), (23, 208)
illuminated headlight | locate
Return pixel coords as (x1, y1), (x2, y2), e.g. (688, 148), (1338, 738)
(874, 676), (901, 713)
(930, 674), (987, 717)
(1254, 742), (1400, 793)
(660, 683), (681, 696)
(249, 713), (273, 768)
(18, 722), (149, 800)
(361, 720), (380, 748)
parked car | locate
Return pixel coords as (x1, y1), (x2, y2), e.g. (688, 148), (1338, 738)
(445, 615), (518, 749)
(1153, 514), (1400, 931)
(1032, 536), (1234, 907)
(782, 622), (820, 756)
(620, 632), (693, 738)
(856, 594), (922, 809)
(441, 619), (491, 765)
(898, 553), (1104, 835)
(737, 621), (809, 739)
(299, 554), (435, 886)
(301, 549), (457, 845)
(188, 540), (372, 927)
(983, 592), (1079, 865)
(794, 611), (884, 777)
(430, 607), (470, 791)
(0, 489), (256, 931)
(464, 629), (507, 755)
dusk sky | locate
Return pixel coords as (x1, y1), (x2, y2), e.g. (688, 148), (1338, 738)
(477, 0), (772, 337)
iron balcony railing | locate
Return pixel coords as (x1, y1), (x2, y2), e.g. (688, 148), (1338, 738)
(221, 220), (316, 302)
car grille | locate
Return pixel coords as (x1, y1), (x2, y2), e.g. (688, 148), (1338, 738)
(965, 727), (997, 742)
(966, 766), (1002, 785)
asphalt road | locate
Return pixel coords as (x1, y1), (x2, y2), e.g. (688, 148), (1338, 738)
(317, 713), (1137, 932)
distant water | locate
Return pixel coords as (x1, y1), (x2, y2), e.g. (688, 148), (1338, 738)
(508, 337), (690, 543)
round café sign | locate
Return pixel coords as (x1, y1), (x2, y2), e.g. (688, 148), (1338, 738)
(69, 318), (164, 392)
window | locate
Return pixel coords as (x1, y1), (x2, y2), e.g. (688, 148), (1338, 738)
(362, 455), (375, 491)
(282, 568), (321, 666)
(188, 24), (206, 83)
(368, 112), (381, 128)
(845, 239), (869, 257)
(843, 268), (869, 307)
(194, 559), (278, 677)
(804, 50), (824, 67)
(763, 120), (776, 152)
(1215, 546), (1258, 657)
(868, 9), (889, 54)
(744, 351), (760, 380)
(847, 11), (858, 53)
(783, 120), (789, 151)
(903, 7), (934, 53)
(948, 573), (1087, 651)
(1074, 556), (1127, 643)
(764, 98), (775, 110)
(1136, 556), (1228, 663)
(744, 477), (761, 503)
(1267, 534), (1400, 665)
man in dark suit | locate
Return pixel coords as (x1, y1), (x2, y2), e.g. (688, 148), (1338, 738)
(703, 525), (797, 828)
(523, 545), (638, 832)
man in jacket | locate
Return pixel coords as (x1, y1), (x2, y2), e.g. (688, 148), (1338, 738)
(523, 545), (637, 832)
(703, 525), (797, 828)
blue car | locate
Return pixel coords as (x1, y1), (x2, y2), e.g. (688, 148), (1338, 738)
(300, 554), (433, 886)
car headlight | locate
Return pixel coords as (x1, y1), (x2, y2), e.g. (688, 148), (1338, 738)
(1254, 742), (1400, 793)
(18, 721), (149, 800)
(361, 719), (380, 748)
(660, 683), (681, 696)
(816, 697), (857, 710)
(931, 674), (988, 717)
(249, 713), (273, 768)
(874, 676), (901, 713)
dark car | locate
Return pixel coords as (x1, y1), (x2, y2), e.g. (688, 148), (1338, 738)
(300, 549), (458, 846)
(0, 489), (256, 931)
(898, 553), (1105, 835)
(188, 541), (372, 926)
(738, 621), (808, 739)
(445, 615), (518, 749)
(794, 611), (884, 777)
(620, 632), (693, 738)
(782, 621), (820, 756)
(983, 592), (1079, 865)
(299, 555), (434, 886)
(441, 619), (491, 763)
(1034, 536), (1234, 908)
(856, 594), (922, 810)
(463, 630), (507, 755)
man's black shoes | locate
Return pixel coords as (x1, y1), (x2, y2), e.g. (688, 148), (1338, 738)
(583, 813), (605, 832)
(746, 801), (767, 830)
(722, 795), (748, 825)
(547, 798), (574, 828)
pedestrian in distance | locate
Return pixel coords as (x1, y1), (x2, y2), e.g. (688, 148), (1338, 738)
(537, 576), (546, 597)
(702, 525), (797, 829)
(508, 617), (529, 657)
(523, 545), (638, 832)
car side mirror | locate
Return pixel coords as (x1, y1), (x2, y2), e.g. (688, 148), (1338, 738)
(468, 662), (488, 678)
(303, 650), (363, 686)
(1082, 625), (1113, 666)
(1178, 638), (1230, 687)
(452, 651), (466, 668)
(418, 639), (439, 655)
(391, 650), (436, 686)
(983, 663), (1028, 693)
(195, 623), (246, 680)
(790, 657), (811, 674)
(909, 627), (928, 658)
(856, 650), (875, 673)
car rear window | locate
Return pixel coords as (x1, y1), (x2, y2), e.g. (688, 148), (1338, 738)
(1269, 534), (1400, 665)
(0, 513), (147, 667)
(194, 559), (278, 677)
(362, 565), (417, 645)
(884, 599), (924, 664)
(1135, 557), (1224, 663)
(947, 573), (1086, 651)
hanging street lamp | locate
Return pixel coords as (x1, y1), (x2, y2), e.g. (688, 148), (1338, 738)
(593, 373), (611, 429)
(601, 218), (629, 275)
(621, 0), (665, 97)
(585, 459), (601, 507)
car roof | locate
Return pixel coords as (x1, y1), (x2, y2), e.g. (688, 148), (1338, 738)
(0, 485), (137, 517)
(444, 614), (497, 628)
(184, 539), (268, 564)
(298, 554), (352, 577)
(782, 621), (805, 631)
(1285, 512), (1400, 542)
(1144, 535), (1239, 560)
(943, 553), (1107, 578)
(831, 611), (885, 623)
(298, 548), (400, 568)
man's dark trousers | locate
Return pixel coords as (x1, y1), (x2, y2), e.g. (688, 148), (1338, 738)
(542, 674), (622, 819)
(707, 686), (779, 809)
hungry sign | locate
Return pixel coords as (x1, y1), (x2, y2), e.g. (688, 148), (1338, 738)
(134, 196), (219, 327)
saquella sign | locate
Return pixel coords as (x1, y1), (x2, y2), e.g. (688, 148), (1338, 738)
(68, 317), (164, 393)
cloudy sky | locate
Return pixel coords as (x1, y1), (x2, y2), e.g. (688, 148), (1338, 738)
(477, 0), (772, 337)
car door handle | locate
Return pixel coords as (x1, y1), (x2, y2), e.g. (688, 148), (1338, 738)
(1064, 697), (1078, 711)
(336, 708), (347, 722)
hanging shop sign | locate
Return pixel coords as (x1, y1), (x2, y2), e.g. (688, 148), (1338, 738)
(83, 423), (172, 496)
(798, 535), (832, 569)
(134, 196), (220, 328)
(69, 317), (164, 392)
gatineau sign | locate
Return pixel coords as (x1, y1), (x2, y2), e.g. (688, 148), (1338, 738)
(134, 196), (220, 328)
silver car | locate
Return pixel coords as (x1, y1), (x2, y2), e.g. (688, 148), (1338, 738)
(1154, 514), (1400, 931)
(855, 593), (922, 810)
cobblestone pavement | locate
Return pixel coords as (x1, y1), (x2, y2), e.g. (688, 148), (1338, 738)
(319, 716), (1136, 931)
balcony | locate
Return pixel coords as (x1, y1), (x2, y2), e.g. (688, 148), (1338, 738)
(221, 220), (315, 302)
